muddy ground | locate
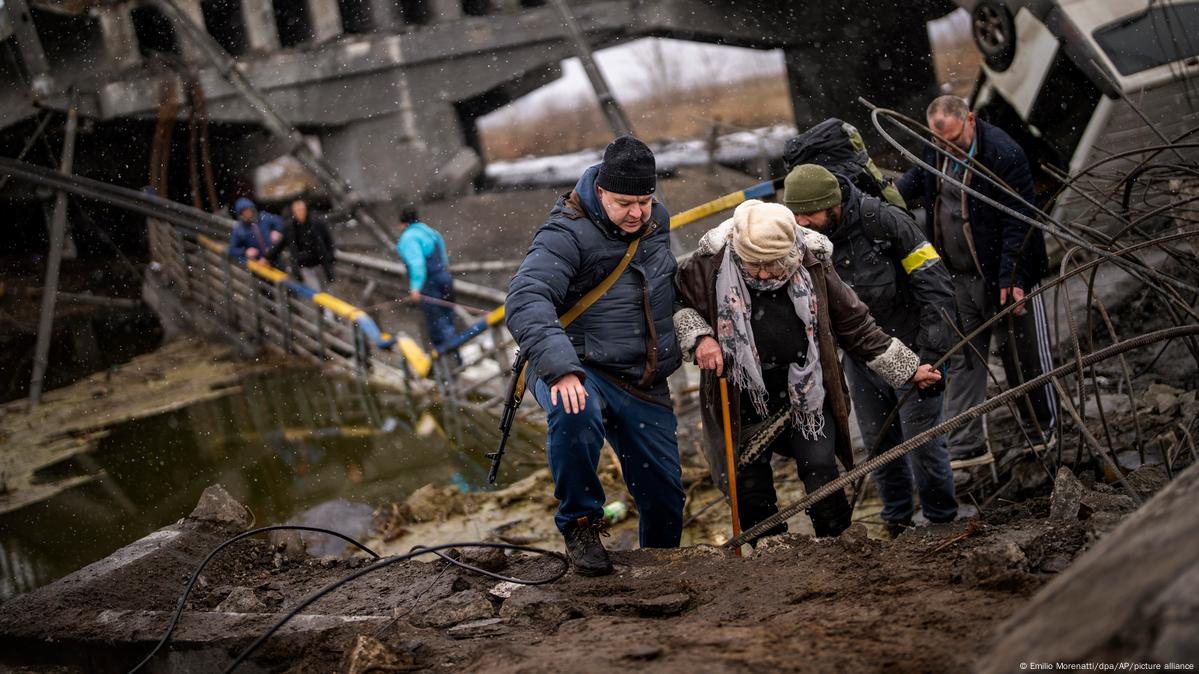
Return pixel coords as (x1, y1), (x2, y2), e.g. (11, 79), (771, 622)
(0, 462), (1171, 673)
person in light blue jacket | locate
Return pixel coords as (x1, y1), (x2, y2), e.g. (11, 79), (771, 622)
(396, 207), (457, 353)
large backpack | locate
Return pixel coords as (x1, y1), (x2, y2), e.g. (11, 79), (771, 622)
(783, 118), (908, 210)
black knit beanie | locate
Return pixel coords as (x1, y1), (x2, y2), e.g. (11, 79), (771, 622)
(597, 136), (656, 196)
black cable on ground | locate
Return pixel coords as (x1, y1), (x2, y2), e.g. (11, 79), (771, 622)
(223, 541), (568, 674)
(125, 524), (568, 674)
(126, 525), (380, 674)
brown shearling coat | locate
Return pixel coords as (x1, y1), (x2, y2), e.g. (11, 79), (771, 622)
(674, 242), (897, 493)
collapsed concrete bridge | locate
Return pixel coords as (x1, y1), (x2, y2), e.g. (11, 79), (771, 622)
(0, 0), (956, 212)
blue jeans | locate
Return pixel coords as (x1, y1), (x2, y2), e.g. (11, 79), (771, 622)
(532, 369), (684, 548)
(843, 355), (958, 524)
(421, 271), (457, 351)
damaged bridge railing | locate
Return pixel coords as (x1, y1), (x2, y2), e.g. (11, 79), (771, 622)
(148, 222), (409, 385)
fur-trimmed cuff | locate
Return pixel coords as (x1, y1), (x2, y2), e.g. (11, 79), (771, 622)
(800, 227), (834, 265)
(697, 218), (735, 256)
(867, 337), (920, 390)
(673, 307), (714, 362)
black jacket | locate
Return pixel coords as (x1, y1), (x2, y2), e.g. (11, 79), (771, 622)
(896, 118), (1048, 296)
(269, 213), (336, 282)
(506, 165), (681, 398)
(829, 176), (956, 362)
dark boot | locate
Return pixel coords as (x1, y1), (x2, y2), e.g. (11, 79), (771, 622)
(807, 492), (853, 538)
(563, 517), (612, 577)
(885, 517), (913, 540)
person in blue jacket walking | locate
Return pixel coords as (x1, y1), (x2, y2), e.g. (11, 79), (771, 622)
(397, 207), (457, 354)
(228, 197), (284, 264)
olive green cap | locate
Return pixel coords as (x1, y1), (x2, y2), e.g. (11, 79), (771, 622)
(783, 164), (842, 214)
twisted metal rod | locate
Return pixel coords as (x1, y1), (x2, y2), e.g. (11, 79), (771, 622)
(726, 325), (1199, 548)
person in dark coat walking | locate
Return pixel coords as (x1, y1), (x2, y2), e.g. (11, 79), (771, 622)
(506, 136), (684, 576)
(268, 198), (336, 292)
(674, 199), (942, 542)
(784, 164), (958, 537)
(897, 95), (1056, 462)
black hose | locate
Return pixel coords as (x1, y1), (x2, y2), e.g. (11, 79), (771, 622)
(223, 541), (568, 673)
(126, 525), (379, 673)
(125, 526), (567, 674)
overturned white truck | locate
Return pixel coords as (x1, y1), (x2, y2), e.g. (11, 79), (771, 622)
(964, 0), (1199, 230)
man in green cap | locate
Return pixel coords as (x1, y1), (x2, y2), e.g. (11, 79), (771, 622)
(785, 163), (959, 537)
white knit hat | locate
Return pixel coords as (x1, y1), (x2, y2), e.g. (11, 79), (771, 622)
(731, 199), (797, 264)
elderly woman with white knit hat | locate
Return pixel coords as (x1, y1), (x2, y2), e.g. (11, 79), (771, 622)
(674, 199), (941, 541)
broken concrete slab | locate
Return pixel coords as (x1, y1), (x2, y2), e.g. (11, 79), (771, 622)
(215, 587), (267, 614)
(341, 635), (417, 674)
(595, 592), (691, 618)
(189, 484), (255, 530)
(448, 545), (508, 572)
(977, 463), (1199, 673)
(409, 590), (494, 629)
(1143, 382), (1185, 416)
(1050, 468), (1088, 522)
(498, 589), (584, 628)
(446, 617), (509, 640)
(1050, 467), (1138, 523)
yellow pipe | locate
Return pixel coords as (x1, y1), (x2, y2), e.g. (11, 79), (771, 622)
(398, 336), (432, 377)
(247, 259), (288, 283)
(670, 190), (748, 230)
(487, 305), (506, 326)
(313, 293), (365, 321)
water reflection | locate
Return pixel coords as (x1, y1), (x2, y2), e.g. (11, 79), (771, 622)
(0, 370), (543, 602)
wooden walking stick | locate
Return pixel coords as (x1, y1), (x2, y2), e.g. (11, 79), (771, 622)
(719, 378), (742, 555)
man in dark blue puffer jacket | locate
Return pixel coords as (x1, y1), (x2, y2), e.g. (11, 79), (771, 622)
(507, 136), (684, 576)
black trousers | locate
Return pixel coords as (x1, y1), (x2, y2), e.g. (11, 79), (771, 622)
(735, 400), (852, 541)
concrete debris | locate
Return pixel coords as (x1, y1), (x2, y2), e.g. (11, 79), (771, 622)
(487, 581), (523, 600)
(1143, 383), (1185, 416)
(448, 546), (508, 573)
(498, 589), (583, 629)
(188, 484), (254, 530)
(341, 635), (417, 674)
(446, 618), (509, 640)
(215, 587), (266, 614)
(1180, 390), (1199, 419)
(1050, 467), (1137, 523)
(596, 592), (691, 618)
(1049, 468), (1089, 522)
(268, 529), (308, 561)
(977, 464), (1199, 672)
(409, 590), (494, 629)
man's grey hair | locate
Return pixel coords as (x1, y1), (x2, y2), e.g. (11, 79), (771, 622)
(926, 95), (970, 121)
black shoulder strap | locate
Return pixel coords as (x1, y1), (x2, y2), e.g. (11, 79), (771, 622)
(860, 196), (890, 244)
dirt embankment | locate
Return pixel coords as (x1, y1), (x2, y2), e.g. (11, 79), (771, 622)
(0, 441), (1181, 674)
(2, 465), (1167, 673)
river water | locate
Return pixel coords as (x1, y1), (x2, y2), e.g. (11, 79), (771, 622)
(0, 370), (544, 602)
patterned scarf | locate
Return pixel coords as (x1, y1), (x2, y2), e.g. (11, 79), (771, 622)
(715, 243), (826, 440)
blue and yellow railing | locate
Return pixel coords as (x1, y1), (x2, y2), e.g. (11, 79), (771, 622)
(192, 234), (445, 379)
